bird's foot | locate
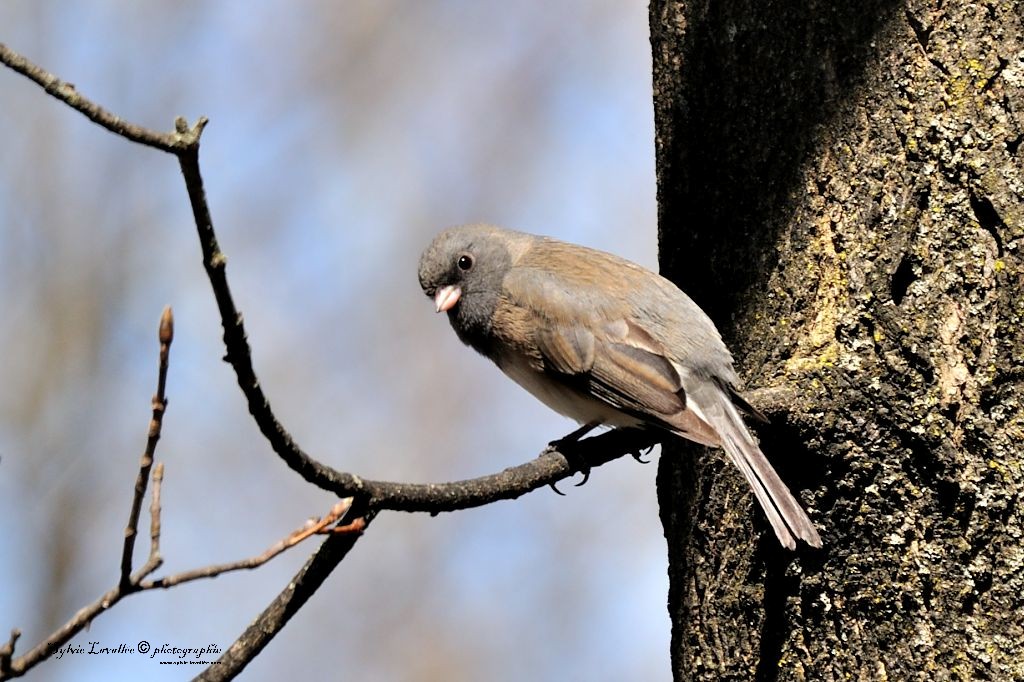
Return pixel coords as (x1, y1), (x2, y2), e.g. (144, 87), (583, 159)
(630, 443), (656, 464)
(546, 422), (600, 494)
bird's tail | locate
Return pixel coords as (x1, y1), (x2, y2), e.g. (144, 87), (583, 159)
(687, 383), (822, 550)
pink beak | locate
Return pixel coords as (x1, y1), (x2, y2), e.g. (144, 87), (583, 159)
(434, 285), (462, 313)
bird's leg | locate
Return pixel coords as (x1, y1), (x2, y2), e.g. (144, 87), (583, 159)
(556, 421), (601, 443)
(547, 421), (601, 493)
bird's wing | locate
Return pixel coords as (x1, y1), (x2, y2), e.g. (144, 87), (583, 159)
(536, 319), (687, 418)
(504, 265), (688, 419)
(503, 249), (820, 549)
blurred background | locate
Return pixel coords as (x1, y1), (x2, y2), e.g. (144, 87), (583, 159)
(0, 2), (663, 679)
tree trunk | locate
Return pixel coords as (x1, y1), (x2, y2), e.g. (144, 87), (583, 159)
(650, 0), (1023, 679)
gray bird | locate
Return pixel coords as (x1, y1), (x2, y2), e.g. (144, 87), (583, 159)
(418, 223), (822, 549)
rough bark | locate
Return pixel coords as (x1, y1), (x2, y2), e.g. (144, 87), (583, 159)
(651, 0), (1023, 679)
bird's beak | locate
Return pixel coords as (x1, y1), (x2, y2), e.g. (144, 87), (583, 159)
(434, 285), (462, 313)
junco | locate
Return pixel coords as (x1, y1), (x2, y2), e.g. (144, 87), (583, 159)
(418, 224), (822, 550)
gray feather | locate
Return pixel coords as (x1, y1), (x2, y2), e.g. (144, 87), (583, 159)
(682, 378), (823, 549)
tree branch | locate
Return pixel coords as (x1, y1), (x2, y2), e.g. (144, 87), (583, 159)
(0, 310), (177, 678)
(0, 43), (191, 152)
(0, 308), (359, 680)
(0, 41), (671, 679)
(174, 140), (360, 493)
(194, 519), (370, 681)
(365, 428), (663, 511)
(174, 112), (667, 509)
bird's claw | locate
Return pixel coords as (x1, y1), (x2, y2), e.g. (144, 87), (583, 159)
(630, 444), (655, 464)
(548, 466), (590, 496)
(546, 425), (597, 494)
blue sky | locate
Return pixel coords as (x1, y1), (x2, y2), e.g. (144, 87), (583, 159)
(0, 2), (667, 680)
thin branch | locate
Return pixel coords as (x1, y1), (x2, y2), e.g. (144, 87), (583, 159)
(130, 462), (166, 583)
(121, 306), (174, 587)
(0, 305), (356, 680)
(0, 491), (356, 680)
(367, 428), (663, 510)
(175, 144), (356, 493)
(194, 518), (371, 682)
(0, 307), (176, 676)
(0, 310), (174, 679)
(141, 499), (360, 590)
(0, 42), (189, 152)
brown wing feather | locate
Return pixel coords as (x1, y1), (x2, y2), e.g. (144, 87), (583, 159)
(535, 325), (596, 375)
(532, 321), (686, 419)
(503, 261), (689, 420)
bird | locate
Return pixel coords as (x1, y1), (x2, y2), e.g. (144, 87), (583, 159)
(417, 223), (822, 550)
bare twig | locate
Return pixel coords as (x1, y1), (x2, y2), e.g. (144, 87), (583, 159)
(174, 143), (356, 493)
(0, 310), (174, 678)
(130, 462), (165, 583)
(0, 493), (356, 680)
(0, 43), (191, 152)
(121, 306), (174, 587)
(141, 499), (359, 589)
(0, 306), (358, 680)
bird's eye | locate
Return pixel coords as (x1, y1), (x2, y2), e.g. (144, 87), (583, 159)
(457, 254), (474, 271)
